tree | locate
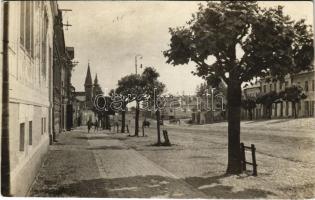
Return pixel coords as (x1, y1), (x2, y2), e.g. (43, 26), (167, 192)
(115, 74), (143, 136)
(196, 82), (209, 97)
(256, 91), (281, 119)
(241, 97), (256, 120)
(280, 85), (307, 118)
(141, 67), (165, 144)
(164, 1), (313, 174)
(196, 81), (227, 112)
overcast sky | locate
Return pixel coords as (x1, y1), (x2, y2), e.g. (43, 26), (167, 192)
(59, 1), (313, 96)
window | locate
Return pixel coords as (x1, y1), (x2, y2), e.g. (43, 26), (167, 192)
(285, 81), (288, 88)
(20, 1), (34, 57)
(41, 11), (48, 79)
(41, 118), (43, 135)
(312, 80), (314, 91)
(305, 81), (309, 92)
(20, 1), (25, 45)
(41, 117), (46, 134)
(44, 118), (46, 133)
(274, 83), (277, 92)
(269, 84), (272, 92)
(20, 123), (25, 151)
(280, 82), (283, 90)
(29, 121), (32, 145)
(263, 85), (266, 93)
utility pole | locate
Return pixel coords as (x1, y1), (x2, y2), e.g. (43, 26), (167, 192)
(1, 1), (10, 196)
(135, 54), (142, 75)
(59, 9), (73, 31)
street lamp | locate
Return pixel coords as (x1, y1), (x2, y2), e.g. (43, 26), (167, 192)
(135, 54), (143, 75)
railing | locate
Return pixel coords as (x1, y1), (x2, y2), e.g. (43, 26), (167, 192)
(240, 143), (257, 176)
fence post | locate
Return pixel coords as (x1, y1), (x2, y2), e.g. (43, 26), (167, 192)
(240, 143), (246, 171)
(251, 144), (257, 176)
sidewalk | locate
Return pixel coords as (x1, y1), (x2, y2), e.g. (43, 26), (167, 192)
(28, 127), (206, 198)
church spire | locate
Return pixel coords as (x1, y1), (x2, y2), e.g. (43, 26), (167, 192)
(84, 62), (92, 86)
(94, 73), (98, 85)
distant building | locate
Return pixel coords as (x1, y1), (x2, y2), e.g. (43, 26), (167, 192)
(242, 69), (315, 119)
(74, 63), (103, 125)
(53, 9), (75, 136)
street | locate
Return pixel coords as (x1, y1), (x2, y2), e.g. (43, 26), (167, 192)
(28, 118), (315, 198)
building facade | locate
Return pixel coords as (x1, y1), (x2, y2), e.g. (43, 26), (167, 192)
(52, 9), (75, 137)
(3, 1), (58, 195)
(243, 69), (315, 120)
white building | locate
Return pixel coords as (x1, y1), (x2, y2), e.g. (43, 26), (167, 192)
(1, 1), (58, 196)
(243, 69), (315, 119)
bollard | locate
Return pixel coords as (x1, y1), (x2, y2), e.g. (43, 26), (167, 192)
(251, 144), (257, 176)
(240, 143), (246, 171)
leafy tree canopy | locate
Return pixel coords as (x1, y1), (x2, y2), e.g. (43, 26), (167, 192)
(280, 85), (307, 103)
(256, 91), (281, 107)
(164, 1), (314, 85)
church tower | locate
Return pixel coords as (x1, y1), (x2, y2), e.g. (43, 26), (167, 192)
(84, 62), (93, 108)
(93, 74), (103, 97)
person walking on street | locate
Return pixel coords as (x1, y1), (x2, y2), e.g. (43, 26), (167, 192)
(94, 119), (99, 132)
(87, 118), (92, 133)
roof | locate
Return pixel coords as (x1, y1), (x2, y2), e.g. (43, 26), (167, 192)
(84, 63), (92, 86)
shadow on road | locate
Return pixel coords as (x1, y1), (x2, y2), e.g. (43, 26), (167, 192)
(184, 174), (274, 198)
(29, 174), (274, 198)
(87, 146), (130, 150)
(74, 136), (128, 141)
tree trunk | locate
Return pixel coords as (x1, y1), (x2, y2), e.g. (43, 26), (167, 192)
(105, 115), (110, 130)
(268, 106), (272, 119)
(121, 104), (126, 133)
(249, 109), (253, 120)
(226, 81), (242, 174)
(135, 101), (139, 136)
(102, 115), (105, 130)
(292, 102), (297, 119)
(156, 110), (161, 145)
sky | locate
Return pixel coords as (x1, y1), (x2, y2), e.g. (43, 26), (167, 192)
(59, 1), (314, 96)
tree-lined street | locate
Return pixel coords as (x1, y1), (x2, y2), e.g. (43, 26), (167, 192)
(1, 1), (314, 197)
(29, 118), (315, 198)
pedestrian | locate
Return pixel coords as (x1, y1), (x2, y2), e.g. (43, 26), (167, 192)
(87, 118), (92, 133)
(94, 119), (99, 132)
(78, 116), (81, 127)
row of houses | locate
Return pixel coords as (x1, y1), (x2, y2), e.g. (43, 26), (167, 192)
(1, 1), (76, 196)
(155, 69), (314, 124)
(243, 69), (315, 120)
